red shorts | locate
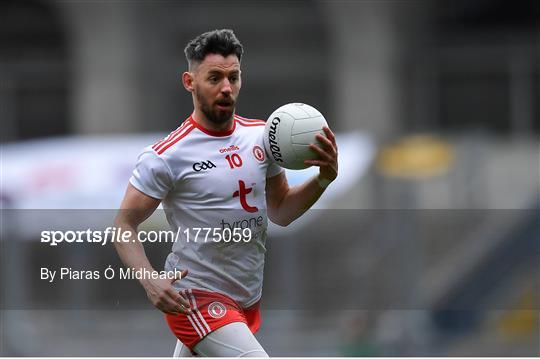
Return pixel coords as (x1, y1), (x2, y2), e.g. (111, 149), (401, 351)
(165, 289), (261, 350)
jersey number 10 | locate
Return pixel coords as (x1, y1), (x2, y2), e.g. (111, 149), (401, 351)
(225, 154), (243, 169)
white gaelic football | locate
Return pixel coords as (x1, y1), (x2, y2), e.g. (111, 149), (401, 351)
(263, 103), (328, 170)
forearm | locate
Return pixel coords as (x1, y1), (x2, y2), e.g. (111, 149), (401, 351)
(269, 126), (338, 226)
(113, 219), (156, 284)
(271, 175), (326, 226)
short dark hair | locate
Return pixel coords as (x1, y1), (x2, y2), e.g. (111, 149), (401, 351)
(184, 29), (243, 68)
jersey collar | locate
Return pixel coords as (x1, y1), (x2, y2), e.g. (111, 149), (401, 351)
(189, 114), (236, 137)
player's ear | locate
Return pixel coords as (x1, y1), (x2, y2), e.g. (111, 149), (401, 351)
(237, 70), (242, 90)
(182, 72), (194, 92)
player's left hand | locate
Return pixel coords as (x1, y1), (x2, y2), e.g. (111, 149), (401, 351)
(305, 126), (338, 182)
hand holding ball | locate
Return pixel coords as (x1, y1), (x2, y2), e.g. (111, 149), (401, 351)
(263, 103), (328, 170)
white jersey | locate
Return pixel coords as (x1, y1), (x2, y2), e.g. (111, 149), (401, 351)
(130, 114), (283, 307)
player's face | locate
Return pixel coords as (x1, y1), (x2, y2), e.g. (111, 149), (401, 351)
(192, 54), (241, 125)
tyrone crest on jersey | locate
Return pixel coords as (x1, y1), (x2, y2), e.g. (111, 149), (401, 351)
(252, 145), (265, 162)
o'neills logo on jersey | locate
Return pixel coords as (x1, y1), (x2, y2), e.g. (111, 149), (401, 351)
(267, 117), (283, 163)
(192, 160), (216, 172)
(219, 145), (240, 153)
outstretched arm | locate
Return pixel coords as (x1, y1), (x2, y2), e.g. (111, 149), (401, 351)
(114, 183), (191, 315)
(266, 127), (338, 226)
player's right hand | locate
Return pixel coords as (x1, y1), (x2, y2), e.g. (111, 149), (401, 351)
(142, 269), (192, 315)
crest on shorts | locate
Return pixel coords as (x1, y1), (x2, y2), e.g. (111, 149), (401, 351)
(208, 301), (227, 319)
(253, 145), (265, 162)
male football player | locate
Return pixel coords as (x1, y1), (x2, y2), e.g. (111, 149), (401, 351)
(114, 29), (338, 357)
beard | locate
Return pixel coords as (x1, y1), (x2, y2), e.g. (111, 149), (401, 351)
(195, 88), (237, 125)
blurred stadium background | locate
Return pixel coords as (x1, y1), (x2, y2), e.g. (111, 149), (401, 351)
(1, 0), (539, 356)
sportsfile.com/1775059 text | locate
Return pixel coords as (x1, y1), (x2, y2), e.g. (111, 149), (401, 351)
(40, 227), (253, 247)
